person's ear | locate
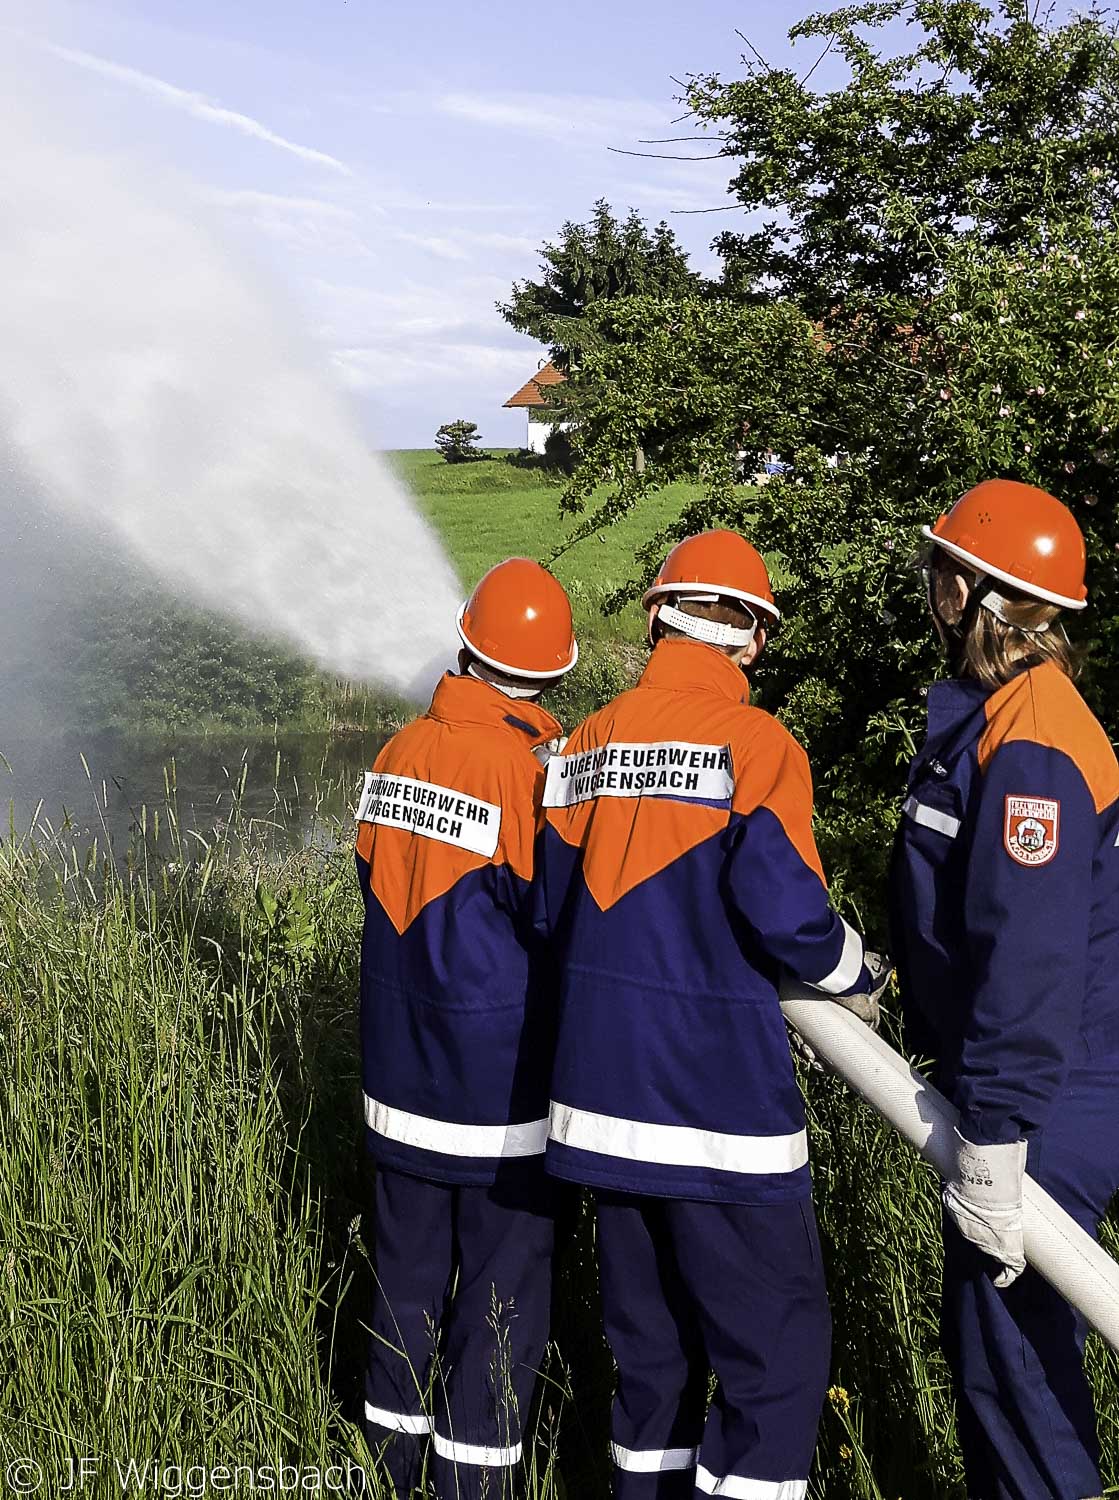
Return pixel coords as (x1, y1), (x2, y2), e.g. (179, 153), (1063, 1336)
(932, 568), (971, 627)
(736, 627), (766, 669)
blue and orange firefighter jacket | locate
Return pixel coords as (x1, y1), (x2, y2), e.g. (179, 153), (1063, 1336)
(536, 636), (875, 1205)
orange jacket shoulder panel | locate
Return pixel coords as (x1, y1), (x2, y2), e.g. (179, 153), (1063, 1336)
(728, 710), (826, 885)
(978, 664), (1119, 813)
(358, 702), (547, 934)
(543, 679), (827, 911)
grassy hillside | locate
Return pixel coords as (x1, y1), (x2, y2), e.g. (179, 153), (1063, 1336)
(395, 448), (693, 644)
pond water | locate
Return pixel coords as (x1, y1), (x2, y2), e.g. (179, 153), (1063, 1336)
(0, 729), (387, 861)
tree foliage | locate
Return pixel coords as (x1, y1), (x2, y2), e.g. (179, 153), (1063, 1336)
(689, 0), (1119, 310)
(498, 199), (698, 371)
(546, 2), (1119, 940)
(435, 419), (486, 464)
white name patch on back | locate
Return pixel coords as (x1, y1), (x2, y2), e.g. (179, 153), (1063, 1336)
(543, 741), (734, 809)
(357, 771), (501, 858)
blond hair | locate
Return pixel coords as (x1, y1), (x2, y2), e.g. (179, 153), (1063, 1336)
(959, 592), (1080, 688)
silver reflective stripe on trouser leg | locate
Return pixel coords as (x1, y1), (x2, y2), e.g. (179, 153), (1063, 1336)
(611, 1442), (699, 1472)
(695, 1467), (808, 1499)
(903, 795), (961, 839)
(431, 1432), (523, 1467)
(364, 1402), (430, 1435)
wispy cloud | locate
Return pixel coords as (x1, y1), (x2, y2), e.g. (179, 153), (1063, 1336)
(46, 43), (351, 174)
(205, 188), (373, 256)
(622, 179), (736, 215)
(393, 230), (470, 262)
(463, 230), (542, 258)
(434, 90), (666, 143)
(384, 194), (544, 216)
(310, 275), (510, 345)
(205, 189), (362, 218)
(617, 153), (737, 216)
(392, 228), (542, 263)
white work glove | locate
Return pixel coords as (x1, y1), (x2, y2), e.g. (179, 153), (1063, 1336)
(784, 952), (890, 1073)
(533, 735), (568, 767)
(832, 950), (892, 1031)
(943, 1128), (1027, 1288)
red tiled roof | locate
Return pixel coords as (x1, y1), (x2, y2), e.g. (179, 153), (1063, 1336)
(503, 361), (567, 408)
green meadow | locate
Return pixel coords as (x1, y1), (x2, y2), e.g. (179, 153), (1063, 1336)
(2, 453), (1118, 1498)
(394, 448), (693, 645)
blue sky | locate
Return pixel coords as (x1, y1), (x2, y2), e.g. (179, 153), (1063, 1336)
(17, 2), (908, 448)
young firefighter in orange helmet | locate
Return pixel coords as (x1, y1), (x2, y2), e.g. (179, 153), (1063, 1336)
(534, 530), (889, 1499)
(893, 480), (1119, 1500)
(355, 558), (576, 1499)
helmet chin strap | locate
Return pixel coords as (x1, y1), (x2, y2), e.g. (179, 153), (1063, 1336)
(979, 586), (1051, 634)
(658, 601), (758, 649)
(466, 663), (541, 699)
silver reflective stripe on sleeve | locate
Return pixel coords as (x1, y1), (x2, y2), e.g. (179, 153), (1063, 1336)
(431, 1434), (523, 1467)
(612, 1443), (699, 1473)
(903, 795), (961, 839)
(364, 1096), (548, 1158)
(364, 1403), (430, 1436)
(696, 1467), (808, 1499)
(811, 918), (865, 996)
(548, 1104), (809, 1176)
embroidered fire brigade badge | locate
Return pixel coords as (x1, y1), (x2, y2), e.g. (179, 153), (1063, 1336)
(1004, 795), (1060, 867)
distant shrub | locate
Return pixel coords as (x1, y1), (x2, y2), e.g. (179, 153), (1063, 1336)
(435, 420), (486, 464)
(544, 425), (578, 475)
(502, 448), (566, 481)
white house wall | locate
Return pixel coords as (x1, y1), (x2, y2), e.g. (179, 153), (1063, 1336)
(526, 418), (572, 455)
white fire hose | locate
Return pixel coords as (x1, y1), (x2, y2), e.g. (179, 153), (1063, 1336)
(780, 979), (1119, 1354)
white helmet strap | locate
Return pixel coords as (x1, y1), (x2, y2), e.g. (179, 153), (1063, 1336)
(466, 663), (541, 698)
(658, 601), (758, 649)
(976, 581), (1051, 634)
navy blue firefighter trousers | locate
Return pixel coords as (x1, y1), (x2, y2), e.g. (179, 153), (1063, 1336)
(364, 1167), (554, 1499)
(596, 1192), (831, 1500)
(941, 1060), (1119, 1500)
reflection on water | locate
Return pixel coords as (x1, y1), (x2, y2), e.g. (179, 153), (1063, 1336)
(0, 731), (387, 859)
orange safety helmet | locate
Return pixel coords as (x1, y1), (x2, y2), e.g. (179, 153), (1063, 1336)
(642, 529), (780, 624)
(923, 479), (1087, 611)
(457, 558), (578, 680)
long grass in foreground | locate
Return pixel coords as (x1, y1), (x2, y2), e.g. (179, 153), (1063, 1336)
(2, 790), (1117, 1497)
(0, 817), (363, 1484)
